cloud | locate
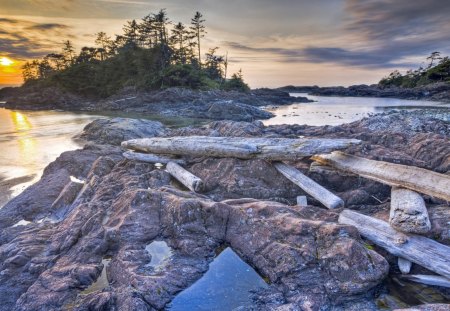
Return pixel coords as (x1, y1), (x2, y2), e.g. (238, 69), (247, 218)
(0, 18), (73, 59)
(26, 23), (69, 31)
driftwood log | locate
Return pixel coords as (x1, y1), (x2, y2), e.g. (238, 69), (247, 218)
(312, 151), (450, 201)
(123, 151), (186, 165)
(296, 196), (308, 206)
(274, 162), (344, 209)
(339, 210), (450, 279)
(402, 274), (450, 288)
(390, 187), (431, 234)
(166, 162), (204, 192)
(398, 257), (412, 274)
(122, 136), (360, 161)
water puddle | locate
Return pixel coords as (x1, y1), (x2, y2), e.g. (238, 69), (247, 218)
(80, 257), (111, 295)
(145, 240), (173, 270)
(377, 276), (449, 309)
(167, 247), (268, 311)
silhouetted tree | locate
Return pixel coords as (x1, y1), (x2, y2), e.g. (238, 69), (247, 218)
(204, 47), (225, 80)
(427, 51), (442, 68)
(190, 11), (206, 67)
(123, 20), (140, 46)
(170, 22), (189, 64)
(62, 40), (76, 67)
(95, 32), (112, 60)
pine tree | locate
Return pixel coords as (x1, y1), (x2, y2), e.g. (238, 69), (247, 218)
(190, 11), (206, 67)
(123, 20), (140, 46)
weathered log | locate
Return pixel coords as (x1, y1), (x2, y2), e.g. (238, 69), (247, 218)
(390, 187), (431, 234)
(402, 274), (450, 288)
(398, 257), (412, 274)
(312, 152), (450, 201)
(296, 196), (308, 206)
(166, 162), (204, 192)
(122, 136), (360, 161)
(309, 162), (356, 177)
(274, 162), (344, 209)
(123, 151), (186, 165)
(338, 210), (450, 279)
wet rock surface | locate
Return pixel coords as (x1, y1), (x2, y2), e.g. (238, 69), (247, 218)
(0, 87), (310, 122)
(0, 109), (448, 310)
(75, 118), (167, 145)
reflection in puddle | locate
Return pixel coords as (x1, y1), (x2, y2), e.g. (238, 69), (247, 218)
(80, 258), (111, 295)
(145, 240), (173, 269)
(377, 276), (449, 309)
(168, 247), (268, 311)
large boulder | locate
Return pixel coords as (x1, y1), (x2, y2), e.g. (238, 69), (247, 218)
(75, 118), (167, 145)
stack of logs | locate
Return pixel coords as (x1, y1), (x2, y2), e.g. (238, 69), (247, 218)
(122, 136), (450, 288)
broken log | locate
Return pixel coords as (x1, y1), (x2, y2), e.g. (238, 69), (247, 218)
(402, 274), (450, 288)
(296, 196), (308, 206)
(166, 162), (204, 192)
(122, 136), (360, 161)
(312, 152), (450, 201)
(390, 187), (431, 234)
(123, 151), (186, 165)
(274, 162), (344, 209)
(338, 209), (450, 279)
(398, 257), (412, 274)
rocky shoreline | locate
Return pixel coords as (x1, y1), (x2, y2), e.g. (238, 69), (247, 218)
(0, 86), (311, 122)
(279, 82), (450, 102)
(0, 110), (448, 310)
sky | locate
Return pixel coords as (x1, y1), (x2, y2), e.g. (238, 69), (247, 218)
(1, 0), (450, 88)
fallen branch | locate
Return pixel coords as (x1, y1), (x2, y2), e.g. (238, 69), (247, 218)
(338, 209), (450, 279)
(274, 162), (344, 209)
(390, 187), (431, 234)
(312, 152), (450, 201)
(123, 151), (186, 165)
(122, 136), (360, 161)
(166, 162), (204, 192)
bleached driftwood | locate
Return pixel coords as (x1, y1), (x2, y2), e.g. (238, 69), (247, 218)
(398, 257), (412, 274)
(338, 210), (450, 279)
(390, 187), (431, 234)
(296, 196), (308, 206)
(122, 136), (360, 161)
(312, 152), (450, 201)
(166, 162), (204, 192)
(402, 274), (450, 288)
(274, 162), (344, 209)
(123, 151), (186, 165)
(309, 162), (356, 177)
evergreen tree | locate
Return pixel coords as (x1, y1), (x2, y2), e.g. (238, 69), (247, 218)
(95, 32), (112, 60)
(62, 40), (75, 67)
(170, 22), (189, 64)
(123, 20), (140, 46)
(190, 11), (206, 67)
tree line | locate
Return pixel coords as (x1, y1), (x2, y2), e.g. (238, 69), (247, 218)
(379, 51), (450, 88)
(22, 10), (249, 97)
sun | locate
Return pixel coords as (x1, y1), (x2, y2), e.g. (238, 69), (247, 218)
(0, 57), (14, 66)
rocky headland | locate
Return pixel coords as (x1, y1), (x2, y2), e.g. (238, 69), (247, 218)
(0, 109), (448, 310)
(0, 86), (311, 122)
(279, 82), (450, 102)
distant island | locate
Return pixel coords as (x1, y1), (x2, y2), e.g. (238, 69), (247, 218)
(17, 9), (250, 97)
(279, 52), (450, 102)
